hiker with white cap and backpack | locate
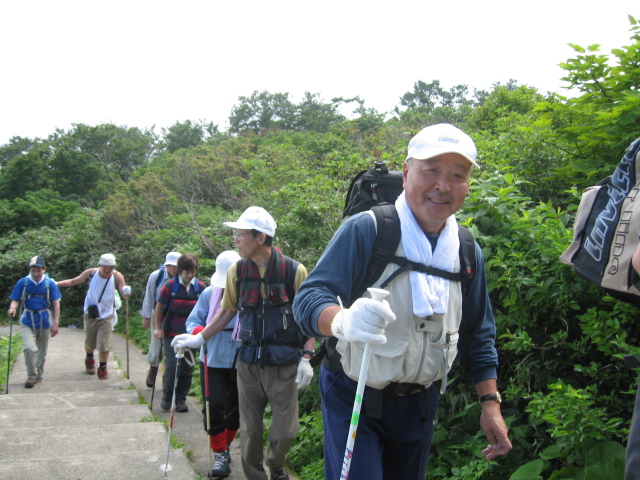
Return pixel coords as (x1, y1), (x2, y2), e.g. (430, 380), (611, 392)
(172, 206), (315, 480)
(140, 251), (181, 388)
(7, 256), (62, 388)
(184, 250), (241, 478)
(57, 253), (131, 380)
(293, 124), (512, 479)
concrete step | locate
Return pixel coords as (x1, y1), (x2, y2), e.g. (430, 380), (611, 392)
(0, 449), (195, 480)
(0, 389), (139, 409)
(1, 404), (152, 428)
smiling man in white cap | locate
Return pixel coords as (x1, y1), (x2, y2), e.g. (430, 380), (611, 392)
(172, 207), (315, 480)
(293, 124), (512, 479)
(57, 253), (131, 380)
(140, 251), (181, 388)
(7, 256), (62, 388)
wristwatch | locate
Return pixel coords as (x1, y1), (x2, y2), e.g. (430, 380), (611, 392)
(479, 392), (502, 404)
(302, 350), (315, 357)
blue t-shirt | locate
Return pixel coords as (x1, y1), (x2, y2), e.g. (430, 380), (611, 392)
(9, 275), (62, 329)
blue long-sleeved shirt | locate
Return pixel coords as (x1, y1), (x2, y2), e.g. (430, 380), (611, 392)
(292, 212), (498, 385)
(186, 285), (240, 369)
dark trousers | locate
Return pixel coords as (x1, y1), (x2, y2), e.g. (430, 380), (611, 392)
(162, 337), (196, 402)
(320, 366), (438, 480)
(199, 363), (240, 436)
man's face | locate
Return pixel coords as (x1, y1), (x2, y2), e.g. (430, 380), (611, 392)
(166, 265), (178, 277)
(99, 265), (114, 277)
(402, 153), (471, 235)
(180, 269), (196, 285)
(233, 229), (261, 259)
(30, 266), (45, 282)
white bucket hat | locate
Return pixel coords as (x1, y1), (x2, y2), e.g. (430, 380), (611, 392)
(98, 253), (117, 266)
(164, 251), (181, 266)
(210, 250), (241, 288)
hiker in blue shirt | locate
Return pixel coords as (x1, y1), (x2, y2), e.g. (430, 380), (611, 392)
(7, 256), (62, 388)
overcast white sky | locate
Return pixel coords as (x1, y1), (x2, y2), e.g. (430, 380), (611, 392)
(0, 1), (637, 145)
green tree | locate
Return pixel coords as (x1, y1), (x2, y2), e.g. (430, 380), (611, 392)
(228, 91), (297, 134)
(469, 83), (544, 132)
(0, 136), (39, 167)
(54, 123), (156, 182)
(295, 92), (344, 132)
(0, 150), (49, 200)
(160, 119), (218, 153)
(394, 79), (476, 126)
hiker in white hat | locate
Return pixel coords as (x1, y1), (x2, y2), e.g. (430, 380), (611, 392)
(57, 253), (131, 380)
(7, 256), (62, 388)
(140, 251), (181, 388)
(172, 207), (315, 480)
(181, 250), (241, 477)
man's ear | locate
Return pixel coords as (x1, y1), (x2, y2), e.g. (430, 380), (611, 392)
(257, 233), (266, 245)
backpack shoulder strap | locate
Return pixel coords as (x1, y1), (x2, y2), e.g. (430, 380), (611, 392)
(457, 225), (476, 295)
(155, 266), (165, 290)
(162, 278), (179, 315)
(45, 274), (51, 307)
(284, 256), (299, 301)
(353, 204), (402, 300)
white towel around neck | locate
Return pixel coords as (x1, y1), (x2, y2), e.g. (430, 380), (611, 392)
(394, 191), (460, 317)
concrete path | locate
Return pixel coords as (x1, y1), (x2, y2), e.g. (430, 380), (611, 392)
(0, 324), (302, 480)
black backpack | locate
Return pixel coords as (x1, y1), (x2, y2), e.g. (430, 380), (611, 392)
(560, 137), (640, 306)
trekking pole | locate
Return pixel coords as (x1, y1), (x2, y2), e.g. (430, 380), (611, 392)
(163, 346), (184, 476)
(203, 341), (213, 473)
(125, 297), (130, 379)
(150, 337), (163, 409)
(5, 313), (13, 395)
(340, 287), (389, 480)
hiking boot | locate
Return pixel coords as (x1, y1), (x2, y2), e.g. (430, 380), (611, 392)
(97, 366), (108, 380)
(161, 394), (171, 411)
(85, 357), (96, 375)
(176, 400), (189, 413)
(271, 469), (289, 480)
(146, 365), (158, 388)
(24, 377), (36, 388)
(220, 448), (231, 464)
(209, 452), (231, 478)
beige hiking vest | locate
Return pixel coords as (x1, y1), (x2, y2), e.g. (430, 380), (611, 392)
(336, 240), (463, 390)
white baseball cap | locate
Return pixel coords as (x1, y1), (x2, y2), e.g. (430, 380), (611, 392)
(210, 250), (241, 288)
(98, 253), (117, 266)
(164, 251), (181, 266)
(406, 123), (479, 168)
(223, 206), (277, 237)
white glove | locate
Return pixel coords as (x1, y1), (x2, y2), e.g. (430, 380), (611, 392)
(171, 333), (205, 352)
(295, 357), (313, 390)
(122, 286), (131, 295)
(331, 297), (396, 345)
